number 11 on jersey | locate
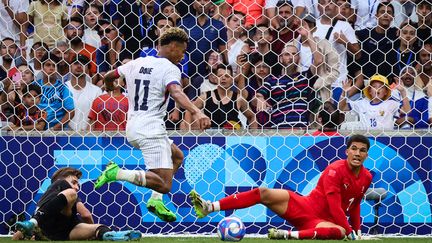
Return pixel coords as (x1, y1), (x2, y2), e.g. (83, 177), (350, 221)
(134, 79), (150, 111)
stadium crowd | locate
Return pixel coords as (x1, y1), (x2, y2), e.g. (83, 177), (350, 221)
(0, 0), (431, 132)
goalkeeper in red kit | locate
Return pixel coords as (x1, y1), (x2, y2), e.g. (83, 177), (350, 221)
(190, 134), (372, 240)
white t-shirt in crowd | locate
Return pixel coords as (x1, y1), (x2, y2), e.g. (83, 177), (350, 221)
(200, 78), (218, 94)
(118, 56), (181, 137)
(66, 77), (103, 131)
(314, 19), (357, 87)
(266, 0), (320, 18)
(228, 39), (246, 77)
(82, 28), (101, 49)
(348, 98), (400, 130)
(63, 0), (84, 16)
(351, 0), (379, 30)
(0, 0), (28, 43)
(391, 0), (418, 28)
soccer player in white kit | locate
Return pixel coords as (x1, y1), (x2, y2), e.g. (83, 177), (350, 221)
(94, 27), (211, 222)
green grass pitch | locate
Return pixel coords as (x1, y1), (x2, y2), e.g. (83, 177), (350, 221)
(1, 237), (432, 243)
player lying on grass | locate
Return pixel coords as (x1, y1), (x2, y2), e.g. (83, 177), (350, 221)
(14, 167), (141, 241)
(190, 134), (372, 240)
(94, 27), (211, 222)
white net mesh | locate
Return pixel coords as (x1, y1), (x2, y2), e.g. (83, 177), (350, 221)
(0, 0), (432, 238)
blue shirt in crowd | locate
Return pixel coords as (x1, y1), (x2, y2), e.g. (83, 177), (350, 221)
(34, 78), (75, 129)
(180, 15), (227, 77)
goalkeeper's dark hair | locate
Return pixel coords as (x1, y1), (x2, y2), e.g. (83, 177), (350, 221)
(51, 167), (83, 182)
(159, 27), (189, 46)
(347, 135), (370, 151)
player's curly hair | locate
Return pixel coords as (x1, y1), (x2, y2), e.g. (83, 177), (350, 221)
(51, 167), (82, 182)
(159, 27), (189, 46)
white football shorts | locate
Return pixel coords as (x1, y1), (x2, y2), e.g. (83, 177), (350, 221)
(128, 136), (174, 170)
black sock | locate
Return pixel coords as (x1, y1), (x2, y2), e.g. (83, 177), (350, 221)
(96, 225), (111, 240)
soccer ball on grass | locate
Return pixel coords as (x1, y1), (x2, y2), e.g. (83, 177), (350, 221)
(216, 217), (246, 241)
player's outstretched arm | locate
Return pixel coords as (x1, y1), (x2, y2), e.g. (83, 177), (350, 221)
(326, 192), (353, 235)
(349, 200), (361, 234)
(168, 84), (211, 130)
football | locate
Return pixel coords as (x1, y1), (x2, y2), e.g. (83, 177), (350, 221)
(217, 217), (246, 241)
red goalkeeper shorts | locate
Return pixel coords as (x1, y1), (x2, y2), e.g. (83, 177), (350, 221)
(282, 191), (327, 230)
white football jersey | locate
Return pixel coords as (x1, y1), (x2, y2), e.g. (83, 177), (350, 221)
(348, 99), (400, 130)
(117, 56), (181, 136)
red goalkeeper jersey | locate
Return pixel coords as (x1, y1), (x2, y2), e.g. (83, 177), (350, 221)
(308, 159), (372, 233)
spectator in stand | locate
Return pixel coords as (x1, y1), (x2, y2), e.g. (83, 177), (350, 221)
(180, 0), (228, 78)
(392, 66), (429, 129)
(112, 0), (157, 58)
(8, 83), (46, 131)
(314, 0), (360, 102)
(270, 1), (298, 55)
(63, 0), (84, 17)
(391, 22), (419, 79)
(82, 4), (102, 49)
(1, 67), (23, 122)
(0, 0), (28, 48)
(250, 24), (278, 75)
(356, 2), (398, 82)
(65, 17), (97, 78)
(17, 63), (34, 85)
(96, 19), (125, 78)
(23, 0), (68, 49)
(310, 101), (341, 136)
(217, 0), (266, 27)
(281, 0), (321, 21)
(391, 0), (417, 29)
(51, 40), (71, 82)
(336, 0), (355, 27)
(28, 42), (49, 78)
(416, 43), (432, 88)
(0, 38), (18, 73)
(293, 15), (339, 104)
(336, 0), (361, 95)
(339, 74), (411, 130)
(5, 64), (35, 108)
(192, 50), (222, 96)
(181, 64), (257, 130)
(350, 0), (380, 30)
(90, 0), (113, 19)
(35, 52), (75, 130)
(0, 78), (12, 115)
(160, 1), (180, 25)
(88, 78), (128, 132)
(256, 42), (320, 128)
(415, 0), (431, 47)
(66, 54), (102, 131)
(236, 52), (271, 127)
(242, 53), (270, 103)
(226, 11), (248, 77)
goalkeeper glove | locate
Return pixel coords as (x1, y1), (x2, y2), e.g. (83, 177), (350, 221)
(346, 230), (358, 240)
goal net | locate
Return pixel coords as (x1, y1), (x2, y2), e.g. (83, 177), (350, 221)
(0, 0), (431, 238)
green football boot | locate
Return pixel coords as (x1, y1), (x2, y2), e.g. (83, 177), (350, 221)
(146, 198), (177, 222)
(189, 190), (211, 218)
(95, 162), (120, 189)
